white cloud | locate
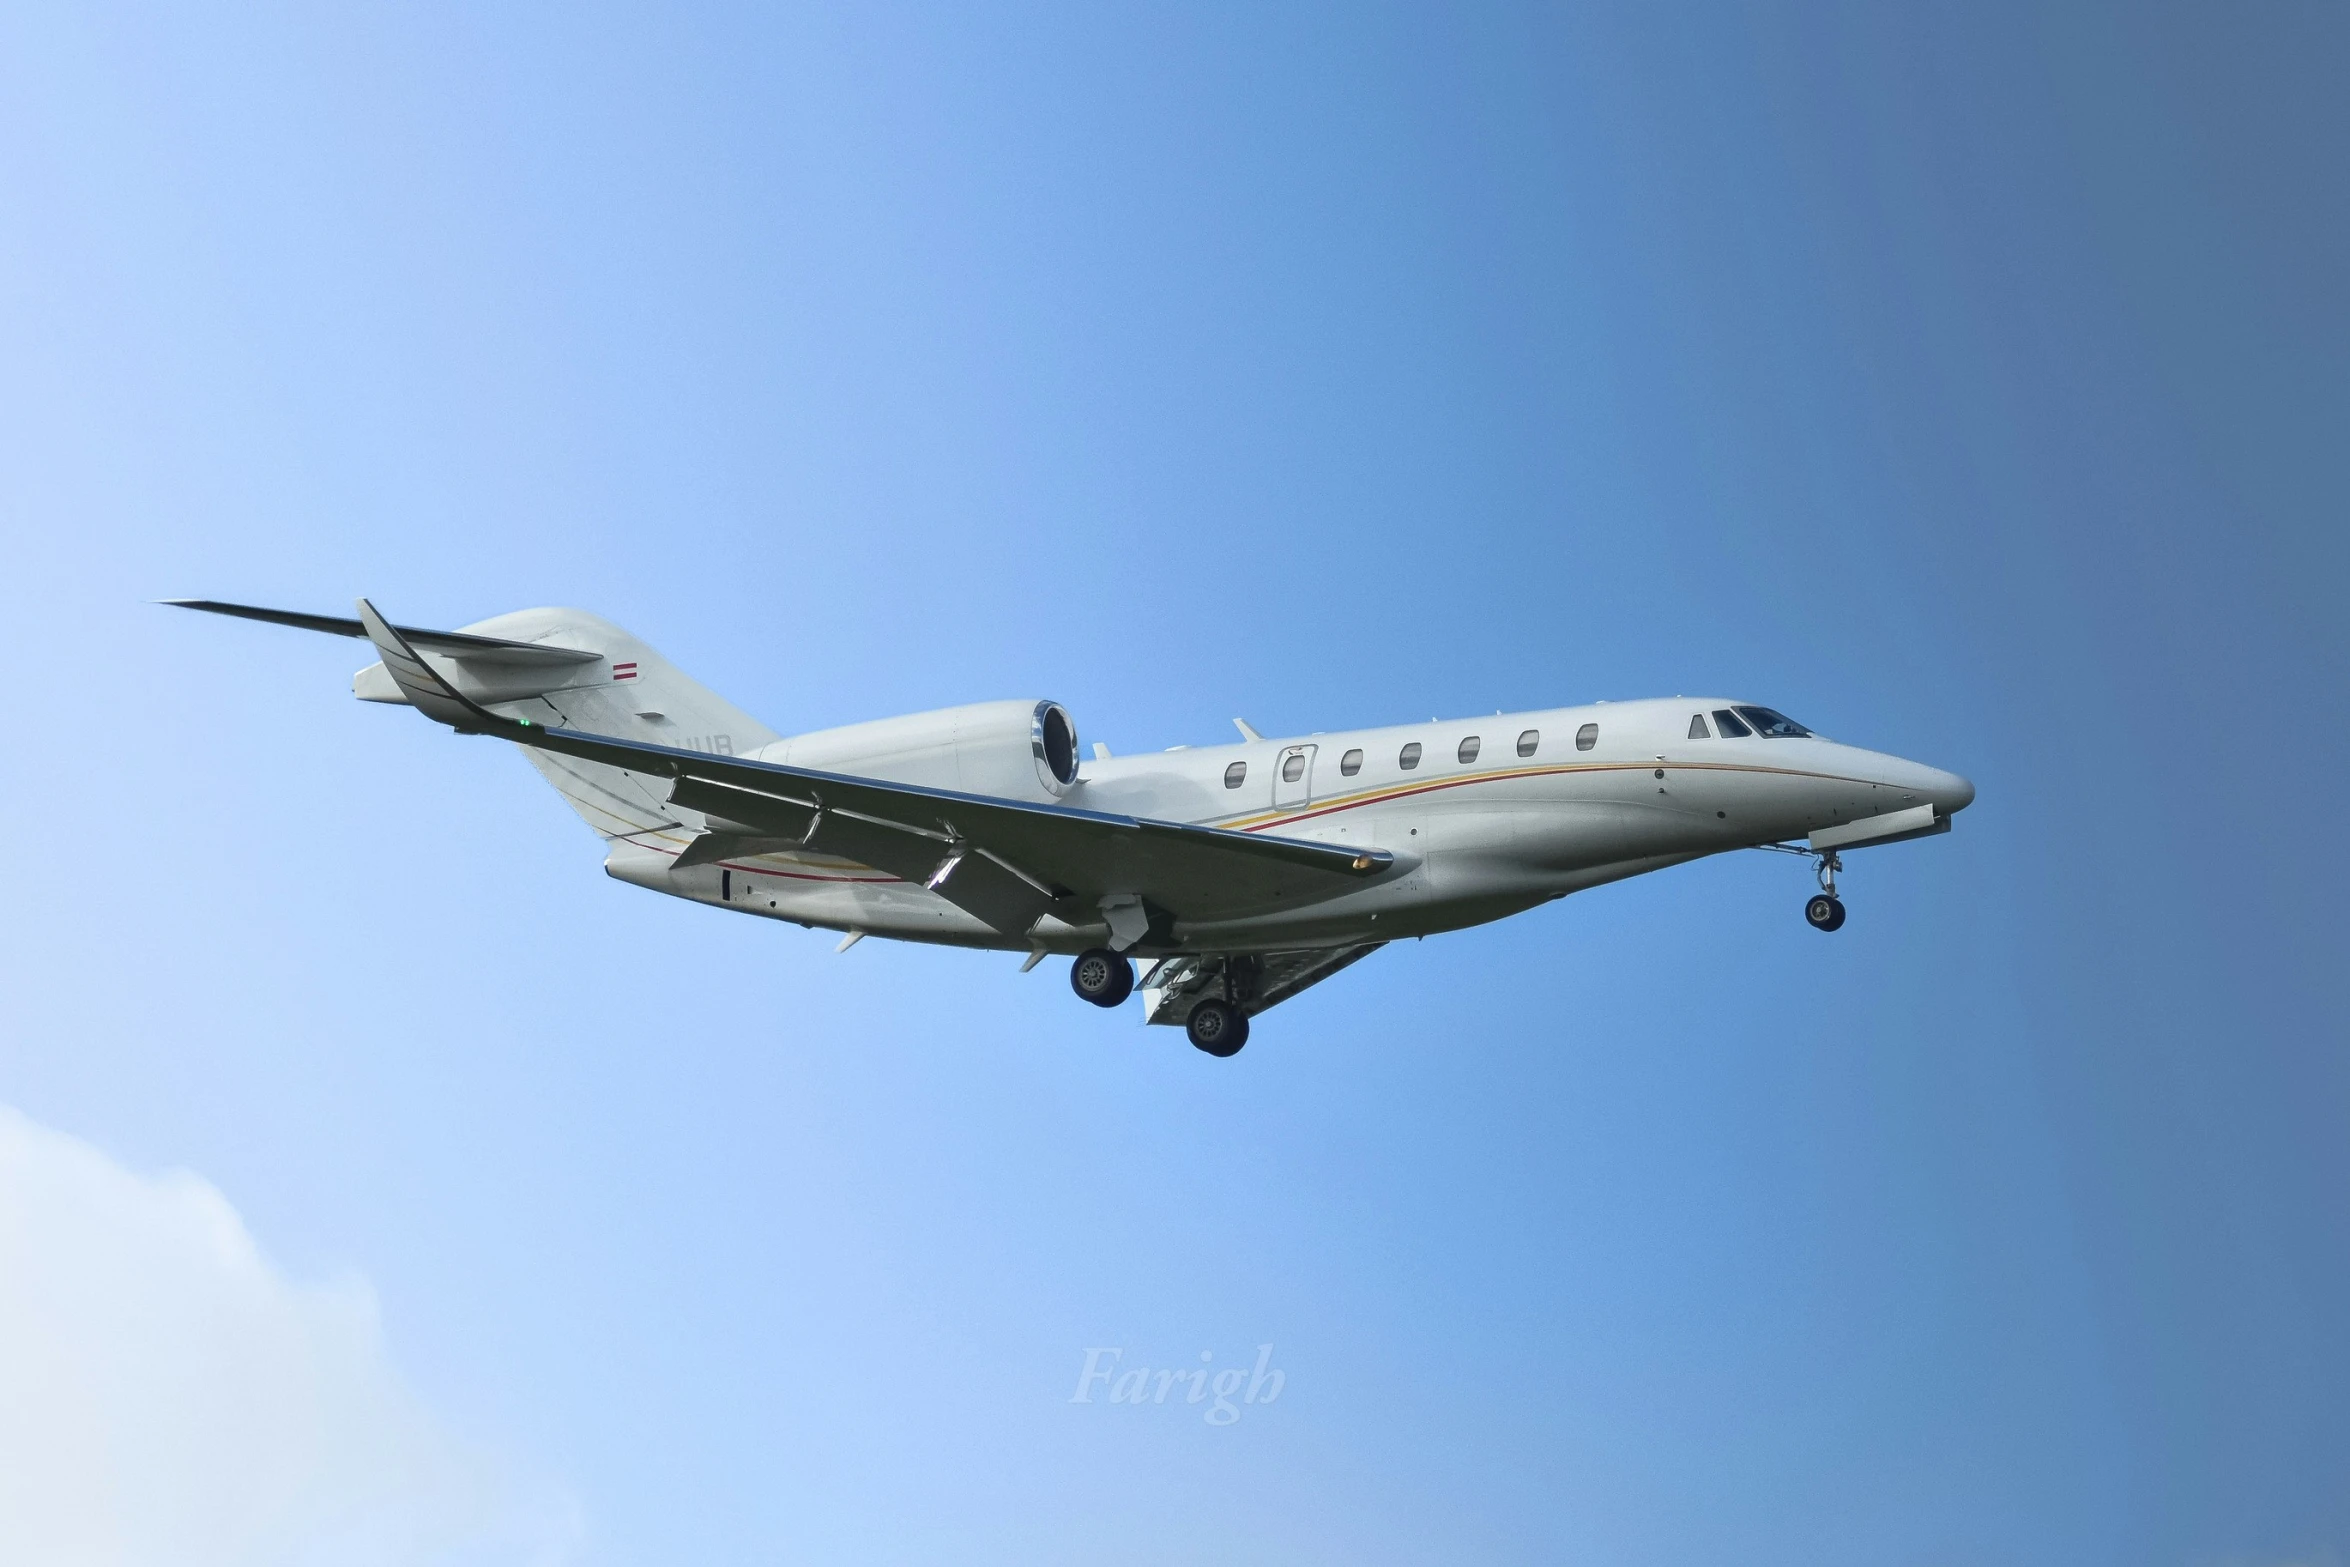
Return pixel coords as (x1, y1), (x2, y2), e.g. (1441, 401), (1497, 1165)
(0, 1104), (575, 1567)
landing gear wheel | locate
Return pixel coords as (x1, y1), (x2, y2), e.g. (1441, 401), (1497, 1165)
(1186, 999), (1249, 1057)
(1070, 948), (1134, 1007)
(1805, 893), (1846, 932)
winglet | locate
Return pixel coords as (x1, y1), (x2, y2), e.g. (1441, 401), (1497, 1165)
(1232, 719), (1262, 743)
(353, 598), (515, 733)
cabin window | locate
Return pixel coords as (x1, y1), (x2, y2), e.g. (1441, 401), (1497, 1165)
(1340, 748), (1363, 776)
(1399, 741), (1422, 770)
(1735, 705), (1813, 738)
(1711, 708), (1753, 738)
(1517, 729), (1539, 757)
(1281, 751), (1306, 783)
(1224, 760), (1247, 789)
(1688, 714), (1711, 739)
(1457, 736), (1481, 764)
(1575, 722), (1598, 751)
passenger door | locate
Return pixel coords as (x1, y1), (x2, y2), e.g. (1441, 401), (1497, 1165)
(1274, 744), (1317, 810)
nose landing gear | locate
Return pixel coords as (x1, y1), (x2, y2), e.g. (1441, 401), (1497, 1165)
(1804, 849), (1846, 931)
(1750, 840), (1853, 930)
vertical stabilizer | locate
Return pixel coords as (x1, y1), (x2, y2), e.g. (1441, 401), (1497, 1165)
(374, 605), (783, 840)
(173, 594), (785, 845)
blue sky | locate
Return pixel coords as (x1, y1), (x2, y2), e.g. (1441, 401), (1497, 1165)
(0, 3), (2343, 1563)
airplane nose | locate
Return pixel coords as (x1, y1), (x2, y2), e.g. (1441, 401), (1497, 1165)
(1857, 751), (1976, 815)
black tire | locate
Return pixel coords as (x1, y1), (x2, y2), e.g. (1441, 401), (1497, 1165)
(1069, 948), (1134, 1007)
(1186, 999), (1248, 1057)
(1805, 894), (1846, 932)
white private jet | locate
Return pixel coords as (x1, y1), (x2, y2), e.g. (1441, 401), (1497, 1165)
(174, 599), (1974, 1056)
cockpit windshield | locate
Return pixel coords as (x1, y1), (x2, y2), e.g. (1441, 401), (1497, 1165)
(1733, 705), (1812, 739)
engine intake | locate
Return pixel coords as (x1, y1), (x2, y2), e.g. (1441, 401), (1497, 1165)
(1032, 701), (1078, 792)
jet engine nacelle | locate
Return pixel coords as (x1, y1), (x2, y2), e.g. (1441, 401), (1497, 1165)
(750, 698), (1081, 802)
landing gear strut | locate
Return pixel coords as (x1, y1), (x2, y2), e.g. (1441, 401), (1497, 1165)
(1070, 948), (1134, 1007)
(1804, 850), (1846, 932)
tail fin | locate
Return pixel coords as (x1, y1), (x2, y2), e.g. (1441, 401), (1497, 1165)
(170, 597), (782, 840)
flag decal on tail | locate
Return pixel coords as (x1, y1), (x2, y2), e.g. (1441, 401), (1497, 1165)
(613, 662), (638, 681)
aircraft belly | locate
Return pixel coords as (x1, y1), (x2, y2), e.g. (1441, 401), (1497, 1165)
(604, 841), (1016, 948)
(1178, 891), (1546, 948)
(1510, 798), (1723, 871)
(728, 866), (1017, 946)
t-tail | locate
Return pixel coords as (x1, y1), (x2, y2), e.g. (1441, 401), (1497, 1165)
(163, 598), (780, 839)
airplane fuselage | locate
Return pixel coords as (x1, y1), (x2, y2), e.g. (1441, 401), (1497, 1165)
(173, 598), (1976, 1050)
(605, 696), (1974, 956)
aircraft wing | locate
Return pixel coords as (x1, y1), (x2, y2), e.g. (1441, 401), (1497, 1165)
(350, 600), (1390, 938)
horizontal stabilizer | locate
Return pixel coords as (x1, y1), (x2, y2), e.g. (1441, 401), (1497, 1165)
(164, 599), (599, 667)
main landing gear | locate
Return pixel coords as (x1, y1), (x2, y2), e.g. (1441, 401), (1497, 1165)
(1804, 849), (1847, 932)
(1185, 998), (1249, 1057)
(1068, 947), (1252, 1058)
(1070, 947), (1134, 1007)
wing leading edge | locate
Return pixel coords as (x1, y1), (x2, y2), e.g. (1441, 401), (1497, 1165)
(348, 599), (1391, 939)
